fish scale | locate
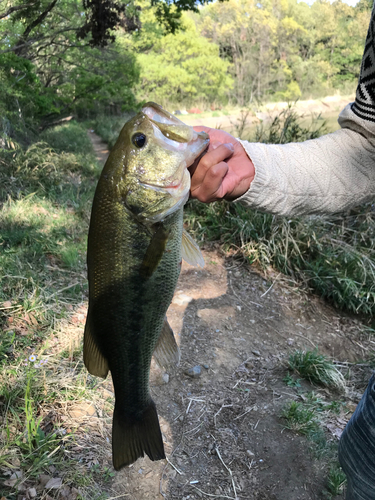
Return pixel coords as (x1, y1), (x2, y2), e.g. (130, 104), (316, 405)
(84, 102), (208, 470)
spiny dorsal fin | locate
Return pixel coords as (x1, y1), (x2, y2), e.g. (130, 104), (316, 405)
(181, 229), (205, 268)
(140, 225), (170, 278)
(83, 318), (109, 379)
(153, 317), (180, 369)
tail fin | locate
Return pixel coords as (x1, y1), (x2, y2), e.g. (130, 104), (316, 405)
(112, 401), (165, 470)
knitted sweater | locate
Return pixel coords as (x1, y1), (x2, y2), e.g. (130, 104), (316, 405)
(236, 9), (375, 217)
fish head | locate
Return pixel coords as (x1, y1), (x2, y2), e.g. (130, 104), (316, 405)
(108, 102), (209, 222)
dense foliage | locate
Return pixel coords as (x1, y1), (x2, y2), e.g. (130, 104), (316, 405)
(1, 0), (372, 140)
(195, 0), (371, 104)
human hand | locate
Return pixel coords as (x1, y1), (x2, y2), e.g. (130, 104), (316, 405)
(189, 126), (255, 203)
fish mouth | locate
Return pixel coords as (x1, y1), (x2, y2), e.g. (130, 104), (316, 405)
(140, 169), (187, 197)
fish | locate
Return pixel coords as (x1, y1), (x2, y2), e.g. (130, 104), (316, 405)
(83, 102), (209, 470)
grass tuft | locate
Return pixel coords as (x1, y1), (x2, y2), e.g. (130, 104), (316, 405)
(288, 350), (346, 391)
(326, 464), (347, 497)
(282, 400), (320, 435)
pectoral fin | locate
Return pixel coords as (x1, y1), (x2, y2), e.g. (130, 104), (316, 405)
(140, 225), (170, 278)
(83, 318), (109, 378)
(181, 229), (205, 268)
(153, 317), (180, 369)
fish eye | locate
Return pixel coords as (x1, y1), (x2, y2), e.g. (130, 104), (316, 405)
(132, 133), (147, 148)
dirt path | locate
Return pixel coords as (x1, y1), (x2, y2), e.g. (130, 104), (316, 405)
(88, 130), (110, 164)
(89, 132), (372, 500)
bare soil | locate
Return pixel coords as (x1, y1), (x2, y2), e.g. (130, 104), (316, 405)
(88, 131), (374, 500)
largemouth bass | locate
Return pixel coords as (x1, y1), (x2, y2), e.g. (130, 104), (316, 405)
(84, 103), (209, 470)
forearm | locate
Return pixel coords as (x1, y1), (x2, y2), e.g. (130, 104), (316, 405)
(236, 104), (375, 216)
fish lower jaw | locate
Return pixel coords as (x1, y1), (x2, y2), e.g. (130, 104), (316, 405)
(140, 180), (182, 195)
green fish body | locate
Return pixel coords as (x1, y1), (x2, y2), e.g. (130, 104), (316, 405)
(84, 103), (208, 470)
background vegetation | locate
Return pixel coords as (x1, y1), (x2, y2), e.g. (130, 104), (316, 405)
(1, 0), (375, 497)
(1, 0), (372, 142)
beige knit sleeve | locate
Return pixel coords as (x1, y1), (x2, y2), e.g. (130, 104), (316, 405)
(235, 104), (375, 216)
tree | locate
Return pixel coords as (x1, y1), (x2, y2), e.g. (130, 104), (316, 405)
(135, 15), (232, 104)
(0, 0), (141, 136)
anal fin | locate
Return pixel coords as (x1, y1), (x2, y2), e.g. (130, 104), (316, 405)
(83, 318), (109, 378)
(153, 317), (181, 369)
(182, 229), (205, 268)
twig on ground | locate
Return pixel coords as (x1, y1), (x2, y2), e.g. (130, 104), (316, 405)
(105, 495), (130, 499)
(166, 456), (183, 475)
(215, 446), (238, 500)
(214, 404), (233, 427)
(293, 332), (316, 348)
(260, 273), (281, 298)
(234, 406), (256, 421)
(190, 484), (237, 499)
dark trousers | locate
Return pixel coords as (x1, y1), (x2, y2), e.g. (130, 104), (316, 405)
(339, 373), (375, 500)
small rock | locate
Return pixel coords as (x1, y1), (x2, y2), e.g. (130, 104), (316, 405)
(234, 271), (241, 278)
(287, 338), (294, 346)
(247, 450), (255, 457)
(68, 403), (96, 418)
(45, 477), (62, 489)
(236, 305), (242, 311)
(162, 373), (169, 384)
(203, 364), (209, 369)
(252, 350), (261, 356)
(38, 475), (52, 487)
(185, 365), (201, 378)
(172, 293), (193, 306)
(28, 488), (37, 498)
(3, 471), (23, 487)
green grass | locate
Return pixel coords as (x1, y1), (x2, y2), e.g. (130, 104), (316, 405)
(282, 394), (347, 496)
(282, 400), (320, 436)
(288, 350), (346, 391)
(326, 464), (347, 497)
(0, 122), (114, 498)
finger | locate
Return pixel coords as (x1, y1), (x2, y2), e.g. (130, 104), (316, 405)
(190, 161), (229, 203)
(189, 143), (234, 187)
